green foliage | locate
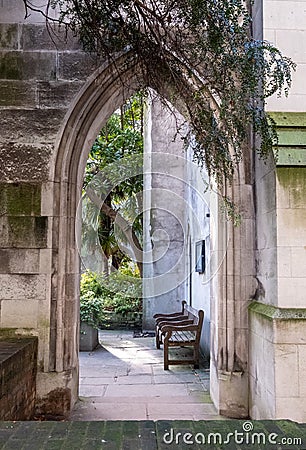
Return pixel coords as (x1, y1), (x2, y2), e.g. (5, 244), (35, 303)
(82, 93), (144, 268)
(80, 269), (142, 326)
(84, 93), (144, 189)
(80, 271), (106, 327)
(80, 291), (104, 328)
(80, 270), (106, 297)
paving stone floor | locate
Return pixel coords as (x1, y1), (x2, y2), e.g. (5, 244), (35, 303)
(70, 330), (220, 421)
(1, 330), (305, 449)
(0, 420), (305, 449)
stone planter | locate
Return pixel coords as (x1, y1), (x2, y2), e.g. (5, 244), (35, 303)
(79, 322), (99, 351)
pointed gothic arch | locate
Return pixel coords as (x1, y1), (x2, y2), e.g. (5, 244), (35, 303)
(46, 50), (253, 418)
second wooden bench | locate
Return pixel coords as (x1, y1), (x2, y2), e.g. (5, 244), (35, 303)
(153, 301), (204, 370)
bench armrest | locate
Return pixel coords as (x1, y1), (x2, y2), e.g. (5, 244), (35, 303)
(155, 315), (188, 324)
(153, 312), (184, 319)
(158, 319), (193, 328)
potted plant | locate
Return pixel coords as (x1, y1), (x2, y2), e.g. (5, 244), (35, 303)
(79, 290), (103, 351)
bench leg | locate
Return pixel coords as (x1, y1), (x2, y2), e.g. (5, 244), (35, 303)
(155, 326), (161, 349)
(193, 345), (199, 369)
(164, 342), (169, 370)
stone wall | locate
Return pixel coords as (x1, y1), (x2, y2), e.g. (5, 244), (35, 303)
(248, 0), (306, 421)
(249, 303), (306, 422)
(0, 335), (38, 420)
(1, 0), (305, 422)
(264, 0), (306, 112)
(0, 1), (98, 415)
(251, 113), (306, 421)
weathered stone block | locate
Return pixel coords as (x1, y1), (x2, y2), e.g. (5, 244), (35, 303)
(0, 109), (66, 143)
(277, 167), (306, 209)
(1, 299), (39, 328)
(20, 24), (81, 51)
(276, 397), (306, 423)
(291, 247), (306, 278)
(0, 274), (46, 300)
(37, 80), (84, 108)
(0, 50), (57, 80)
(275, 344), (299, 397)
(0, 49), (22, 79)
(39, 249), (52, 273)
(58, 51), (99, 80)
(0, 249), (40, 273)
(0, 183), (41, 216)
(277, 246), (292, 278)
(0, 0), (42, 23)
(0, 216), (48, 248)
(41, 181), (61, 217)
(278, 276), (306, 308)
(0, 80), (36, 107)
(274, 318), (306, 345)
(0, 23), (18, 50)
(35, 387), (71, 420)
(278, 207), (306, 246)
(0, 143), (52, 182)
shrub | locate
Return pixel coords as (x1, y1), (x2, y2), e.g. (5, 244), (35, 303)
(80, 269), (142, 327)
(80, 290), (104, 328)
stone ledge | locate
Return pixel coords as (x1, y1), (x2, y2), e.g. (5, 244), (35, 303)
(268, 112), (306, 167)
(249, 301), (306, 320)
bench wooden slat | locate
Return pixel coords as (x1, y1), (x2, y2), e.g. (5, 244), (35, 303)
(170, 330), (195, 342)
(154, 300), (204, 370)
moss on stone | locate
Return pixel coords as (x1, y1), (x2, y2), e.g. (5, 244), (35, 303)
(277, 167), (306, 207)
(0, 24), (18, 50)
(8, 215), (33, 236)
(0, 329), (34, 340)
(269, 112), (306, 127)
(0, 52), (22, 80)
(249, 301), (306, 320)
(7, 216), (47, 248)
(34, 217), (48, 246)
(0, 183), (41, 216)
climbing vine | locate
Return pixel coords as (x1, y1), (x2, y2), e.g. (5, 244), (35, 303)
(23, 0), (295, 187)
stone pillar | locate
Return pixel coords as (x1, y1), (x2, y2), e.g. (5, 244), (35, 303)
(248, 0), (306, 421)
(210, 157), (256, 418)
(249, 119), (306, 421)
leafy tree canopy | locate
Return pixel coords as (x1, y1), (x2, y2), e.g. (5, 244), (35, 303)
(82, 93), (144, 274)
(23, 0), (295, 187)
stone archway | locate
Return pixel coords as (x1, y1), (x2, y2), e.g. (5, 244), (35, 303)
(2, 1), (306, 422)
(44, 51), (254, 418)
(0, 3), (255, 418)
(44, 54), (146, 414)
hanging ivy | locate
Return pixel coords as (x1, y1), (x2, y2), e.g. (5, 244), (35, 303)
(23, 0), (295, 187)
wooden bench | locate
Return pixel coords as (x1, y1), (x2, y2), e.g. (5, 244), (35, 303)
(153, 301), (204, 370)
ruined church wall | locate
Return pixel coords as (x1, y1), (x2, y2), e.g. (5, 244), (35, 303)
(249, 0), (306, 421)
(0, 0), (99, 414)
(142, 96), (188, 330)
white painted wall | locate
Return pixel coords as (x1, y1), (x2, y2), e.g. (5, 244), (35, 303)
(142, 94), (188, 330)
(185, 146), (210, 357)
(142, 94), (211, 356)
